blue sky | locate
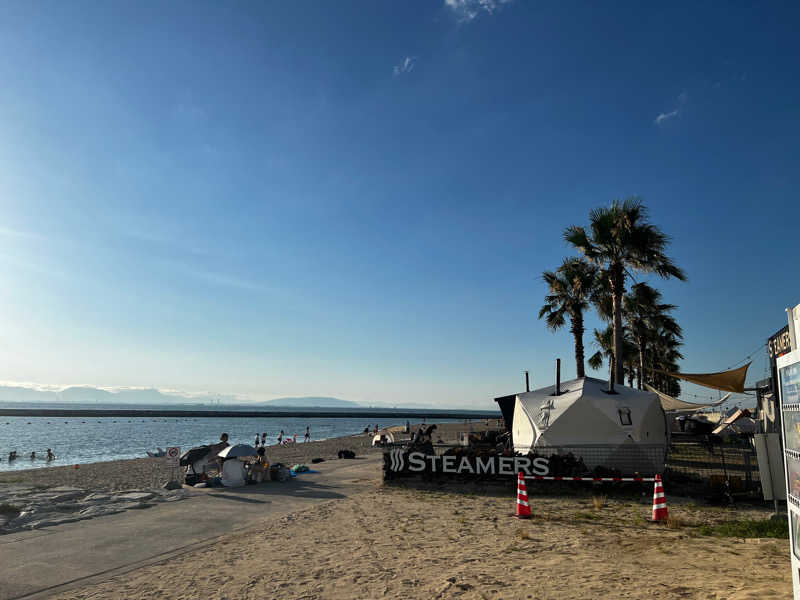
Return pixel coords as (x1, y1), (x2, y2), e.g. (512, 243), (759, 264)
(0, 1), (797, 407)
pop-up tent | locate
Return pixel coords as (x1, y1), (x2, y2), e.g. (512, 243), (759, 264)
(512, 377), (667, 474)
(372, 431), (395, 446)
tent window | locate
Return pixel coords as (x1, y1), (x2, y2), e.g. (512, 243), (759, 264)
(618, 408), (632, 426)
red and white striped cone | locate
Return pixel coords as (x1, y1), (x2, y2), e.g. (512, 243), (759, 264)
(650, 474), (669, 522)
(514, 471), (531, 519)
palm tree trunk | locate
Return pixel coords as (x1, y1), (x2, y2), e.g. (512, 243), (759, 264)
(610, 265), (625, 385)
(637, 340), (645, 390)
(571, 311), (585, 378)
(608, 352), (616, 393)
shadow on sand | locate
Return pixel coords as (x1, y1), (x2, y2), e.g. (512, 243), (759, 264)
(202, 476), (349, 502)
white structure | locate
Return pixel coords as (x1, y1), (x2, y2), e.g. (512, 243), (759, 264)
(512, 376), (667, 474)
(372, 431), (395, 446)
(776, 303), (800, 600)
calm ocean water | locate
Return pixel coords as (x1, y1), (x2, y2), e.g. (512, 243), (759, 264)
(0, 405), (464, 472)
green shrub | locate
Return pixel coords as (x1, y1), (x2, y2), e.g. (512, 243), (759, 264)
(697, 519), (788, 539)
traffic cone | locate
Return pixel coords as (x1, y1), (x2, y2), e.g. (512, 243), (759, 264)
(650, 474), (669, 522)
(514, 471), (531, 519)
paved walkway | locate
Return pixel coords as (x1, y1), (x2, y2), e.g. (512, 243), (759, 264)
(1, 456), (381, 600)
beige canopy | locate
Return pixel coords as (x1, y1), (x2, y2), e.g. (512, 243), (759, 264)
(651, 362), (750, 394)
(645, 383), (730, 412)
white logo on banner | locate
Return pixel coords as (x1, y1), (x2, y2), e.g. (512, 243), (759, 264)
(388, 450), (549, 476)
(390, 449), (405, 471)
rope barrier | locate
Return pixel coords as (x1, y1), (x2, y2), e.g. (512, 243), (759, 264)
(525, 475), (656, 482)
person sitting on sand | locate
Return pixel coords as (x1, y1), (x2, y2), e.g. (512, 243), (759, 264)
(217, 456), (246, 487)
(249, 446), (269, 483)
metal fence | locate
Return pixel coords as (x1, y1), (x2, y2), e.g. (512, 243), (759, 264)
(666, 441), (760, 493)
(385, 439), (762, 494)
(431, 443), (666, 477)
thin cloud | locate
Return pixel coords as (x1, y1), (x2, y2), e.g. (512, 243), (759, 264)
(654, 92), (688, 125)
(393, 56), (417, 76)
(654, 109), (679, 125)
(445, 0), (513, 22)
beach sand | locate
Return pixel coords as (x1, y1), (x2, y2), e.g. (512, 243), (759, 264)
(47, 483), (791, 600)
(0, 421), (485, 490)
(2, 421), (791, 599)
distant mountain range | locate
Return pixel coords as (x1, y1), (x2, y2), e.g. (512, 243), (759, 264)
(0, 386), (364, 408)
(0, 385), (230, 405)
(0, 385), (473, 411)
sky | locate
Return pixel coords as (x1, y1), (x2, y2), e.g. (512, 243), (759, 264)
(0, 0), (798, 408)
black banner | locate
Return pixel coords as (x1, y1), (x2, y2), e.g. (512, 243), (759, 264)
(383, 450), (550, 481)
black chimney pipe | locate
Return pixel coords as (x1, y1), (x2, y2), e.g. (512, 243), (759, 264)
(525, 370), (530, 392)
(556, 358), (561, 396)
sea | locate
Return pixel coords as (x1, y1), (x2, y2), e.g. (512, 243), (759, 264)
(0, 403), (469, 472)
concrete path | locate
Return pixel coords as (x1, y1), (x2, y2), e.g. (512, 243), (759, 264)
(0, 456), (382, 600)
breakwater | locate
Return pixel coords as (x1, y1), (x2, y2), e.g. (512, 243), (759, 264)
(0, 408), (500, 419)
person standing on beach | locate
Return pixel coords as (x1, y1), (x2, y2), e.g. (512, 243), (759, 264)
(261, 432), (267, 446)
(277, 430), (284, 445)
(254, 434), (260, 447)
(414, 426), (425, 445)
(214, 433), (230, 474)
(304, 426), (310, 443)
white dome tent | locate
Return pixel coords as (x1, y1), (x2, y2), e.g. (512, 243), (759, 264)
(512, 377), (667, 474)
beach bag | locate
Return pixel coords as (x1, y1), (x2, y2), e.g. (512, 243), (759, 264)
(270, 463), (291, 482)
(311, 458), (325, 464)
(338, 449), (356, 459)
(184, 472), (205, 486)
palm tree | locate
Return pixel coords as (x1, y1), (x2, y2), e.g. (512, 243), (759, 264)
(623, 282), (682, 389)
(645, 327), (684, 396)
(538, 257), (598, 378)
(565, 198), (686, 385)
(587, 325), (637, 392)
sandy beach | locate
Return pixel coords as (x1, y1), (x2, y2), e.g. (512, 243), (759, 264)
(0, 421), (482, 490)
(1, 422), (793, 599)
(47, 483), (790, 600)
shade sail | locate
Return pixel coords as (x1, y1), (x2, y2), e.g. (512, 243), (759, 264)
(645, 384), (730, 412)
(651, 362), (750, 394)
